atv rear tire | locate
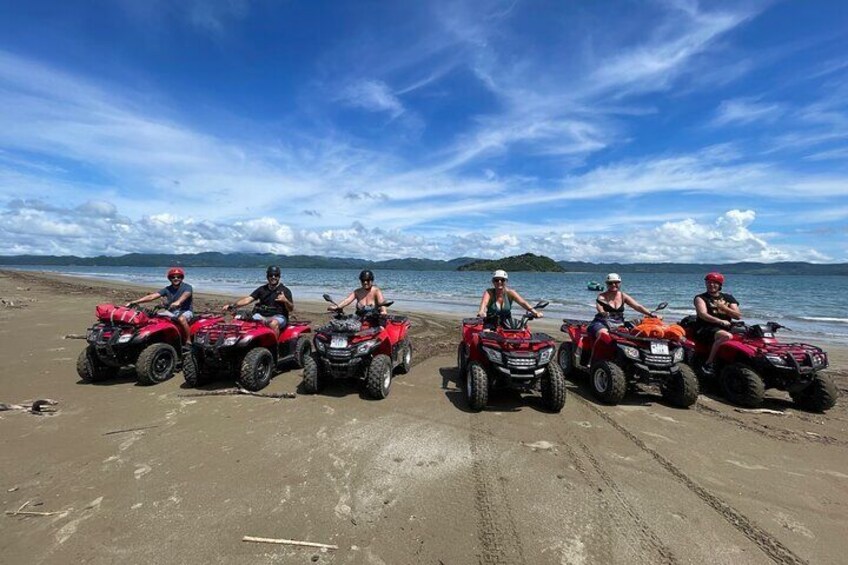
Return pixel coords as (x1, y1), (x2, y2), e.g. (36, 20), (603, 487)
(136, 343), (178, 385)
(541, 359), (567, 412)
(182, 351), (211, 388)
(557, 341), (575, 379)
(301, 351), (325, 394)
(365, 354), (393, 399)
(76, 346), (116, 383)
(589, 360), (627, 405)
(662, 364), (699, 408)
(466, 362), (489, 412)
(294, 336), (312, 369)
(239, 348), (274, 391)
(395, 339), (412, 374)
(791, 373), (838, 412)
(456, 343), (467, 381)
(721, 363), (764, 408)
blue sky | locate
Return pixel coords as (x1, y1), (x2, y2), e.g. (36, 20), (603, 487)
(0, 0), (846, 262)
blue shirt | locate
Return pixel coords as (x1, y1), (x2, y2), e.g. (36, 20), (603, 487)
(159, 283), (193, 312)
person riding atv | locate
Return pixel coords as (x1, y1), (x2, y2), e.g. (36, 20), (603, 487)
(692, 272), (741, 375)
(223, 266), (293, 338)
(476, 269), (542, 325)
(331, 270), (388, 315)
(126, 267), (194, 341)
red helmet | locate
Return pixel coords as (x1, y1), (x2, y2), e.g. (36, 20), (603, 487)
(704, 272), (724, 285)
(167, 267), (185, 279)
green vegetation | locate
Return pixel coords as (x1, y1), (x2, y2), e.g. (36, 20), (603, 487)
(457, 253), (566, 272)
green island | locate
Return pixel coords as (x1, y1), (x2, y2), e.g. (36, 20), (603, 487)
(456, 253), (566, 273)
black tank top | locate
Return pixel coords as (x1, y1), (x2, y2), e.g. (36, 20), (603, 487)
(597, 293), (625, 321)
(697, 292), (738, 323)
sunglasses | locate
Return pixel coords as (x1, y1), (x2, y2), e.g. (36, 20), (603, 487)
(169, 275), (184, 280)
(267, 275), (280, 279)
(492, 278), (506, 283)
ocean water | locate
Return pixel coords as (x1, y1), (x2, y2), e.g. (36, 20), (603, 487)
(9, 265), (848, 344)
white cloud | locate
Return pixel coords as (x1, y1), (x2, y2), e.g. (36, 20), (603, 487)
(711, 98), (784, 127)
(340, 80), (405, 118)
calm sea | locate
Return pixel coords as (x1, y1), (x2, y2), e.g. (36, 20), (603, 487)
(9, 266), (848, 344)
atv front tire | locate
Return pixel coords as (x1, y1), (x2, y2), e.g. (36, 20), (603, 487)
(466, 362), (489, 412)
(136, 343), (178, 385)
(395, 339), (412, 374)
(294, 336), (312, 369)
(76, 346), (116, 383)
(541, 359), (567, 412)
(557, 341), (575, 379)
(661, 364), (699, 408)
(239, 347), (274, 391)
(182, 351), (211, 388)
(301, 351), (325, 394)
(456, 343), (467, 381)
(589, 360), (627, 405)
(791, 373), (838, 412)
(721, 363), (765, 408)
(365, 354), (393, 399)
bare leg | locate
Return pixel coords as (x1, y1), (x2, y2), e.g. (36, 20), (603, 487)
(178, 315), (192, 343)
(268, 318), (280, 339)
(706, 329), (731, 364)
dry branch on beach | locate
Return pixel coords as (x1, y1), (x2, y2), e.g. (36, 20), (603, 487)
(179, 388), (296, 399)
(242, 536), (338, 550)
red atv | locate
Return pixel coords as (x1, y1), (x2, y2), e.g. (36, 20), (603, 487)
(558, 303), (699, 408)
(301, 294), (412, 399)
(681, 317), (837, 411)
(456, 301), (565, 413)
(184, 306), (312, 391)
(77, 304), (222, 385)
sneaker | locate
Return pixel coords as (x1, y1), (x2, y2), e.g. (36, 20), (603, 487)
(702, 362), (714, 375)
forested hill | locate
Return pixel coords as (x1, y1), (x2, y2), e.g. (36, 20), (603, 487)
(457, 253), (565, 272)
(0, 253), (846, 275)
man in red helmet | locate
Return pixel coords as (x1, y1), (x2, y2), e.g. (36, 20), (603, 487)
(126, 267), (194, 341)
(694, 272), (741, 374)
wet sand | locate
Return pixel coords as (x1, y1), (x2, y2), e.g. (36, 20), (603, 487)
(1, 269), (846, 564)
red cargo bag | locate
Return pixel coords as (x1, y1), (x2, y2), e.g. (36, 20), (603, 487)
(95, 304), (150, 326)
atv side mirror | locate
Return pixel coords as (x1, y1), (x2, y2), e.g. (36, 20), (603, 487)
(379, 300), (394, 309)
(655, 302), (668, 311)
(534, 301), (549, 310)
(322, 294), (333, 303)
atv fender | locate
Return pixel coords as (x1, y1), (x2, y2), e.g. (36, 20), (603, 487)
(715, 340), (758, 366)
(132, 324), (182, 350)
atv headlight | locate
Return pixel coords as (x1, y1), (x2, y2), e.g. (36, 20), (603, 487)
(117, 333), (133, 344)
(315, 339), (326, 352)
(223, 336), (238, 347)
(765, 354), (788, 366)
(538, 346), (554, 365)
(482, 346), (503, 364)
(356, 339), (380, 356)
(621, 345), (640, 360)
(672, 347), (684, 363)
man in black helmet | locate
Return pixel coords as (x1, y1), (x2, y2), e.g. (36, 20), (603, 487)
(223, 266), (294, 337)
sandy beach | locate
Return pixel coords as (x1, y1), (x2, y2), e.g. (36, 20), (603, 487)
(1, 269), (847, 564)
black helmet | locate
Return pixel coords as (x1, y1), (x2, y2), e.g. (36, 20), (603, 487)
(266, 265), (281, 277)
(359, 269), (374, 282)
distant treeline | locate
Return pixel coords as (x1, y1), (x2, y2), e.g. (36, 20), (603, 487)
(0, 252), (846, 275)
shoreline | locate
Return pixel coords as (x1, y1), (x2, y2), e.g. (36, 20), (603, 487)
(2, 267), (846, 345)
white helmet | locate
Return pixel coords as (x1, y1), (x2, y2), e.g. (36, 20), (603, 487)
(605, 273), (622, 283)
(492, 269), (509, 280)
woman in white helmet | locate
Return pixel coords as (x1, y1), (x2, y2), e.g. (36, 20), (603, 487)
(588, 273), (653, 339)
(476, 269), (542, 326)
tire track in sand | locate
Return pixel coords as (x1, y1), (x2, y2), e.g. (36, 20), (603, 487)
(558, 432), (676, 565)
(575, 395), (809, 565)
(469, 418), (526, 565)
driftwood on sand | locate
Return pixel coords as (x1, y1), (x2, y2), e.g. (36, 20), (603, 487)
(242, 536), (338, 550)
(179, 388), (295, 399)
(0, 399), (58, 414)
(5, 501), (68, 517)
